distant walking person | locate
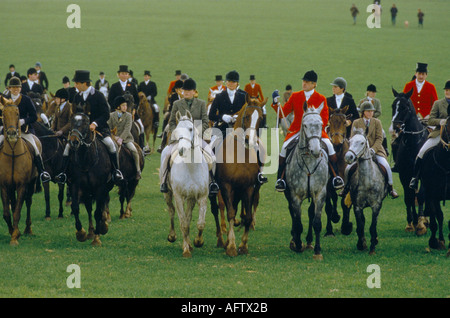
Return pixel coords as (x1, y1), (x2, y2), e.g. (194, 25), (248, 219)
(417, 9), (424, 28)
(350, 4), (359, 25)
(390, 4), (398, 25)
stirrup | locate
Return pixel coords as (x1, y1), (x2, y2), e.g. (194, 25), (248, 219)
(112, 169), (124, 183)
(55, 172), (67, 184)
(40, 172), (51, 183)
(332, 176), (344, 190)
(409, 177), (418, 190)
(275, 179), (286, 192)
(258, 172), (268, 184)
(209, 182), (219, 195)
(160, 182), (169, 193)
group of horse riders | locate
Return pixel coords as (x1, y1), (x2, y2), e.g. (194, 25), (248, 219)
(1, 62), (448, 201)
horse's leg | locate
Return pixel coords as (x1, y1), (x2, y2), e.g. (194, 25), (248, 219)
(43, 181), (51, 220)
(306, 202), (315, 250)
(194, 196), (207, 248)
(354, 206), (367, 251)
(10, 185), (27, 245)
(238, 187), (254, 255)
(404, 189), (415, 232)
(222, 185), (238, 257)
(57, 184), (65, 218)
(218, 191), (227, 233)
(208, 194), (225, 248)
(1, 188), (14, 236)
(313, 193), (326, 260)
(66, 185), (72, 207)
(415, 188), (427, 236)
(435, 202), (445, 249)
(71, 183), (87, 242)
(251, 185), (260, 230)
(92, 192), (108, 247)
(324, 195), (334, 237)
(286, 191), (304, 253)
(119, 189), (126, 219)
(165, 191), (177, 243)
(340, 198), (353, 235)
(173, 192), (191, 257)
(85, 198), (95, 240)
(369, 205), (381, 255)
(24, 181), (35, 235)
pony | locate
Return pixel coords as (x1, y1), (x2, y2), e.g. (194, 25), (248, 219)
(420, 115), (450, 256)
(31, 121), (67, 219)
(0, 98), (38, 245)
(344, 128), (388, 255)
(209, 96), (265, 256)
(283, 102), (329, 260)
(391, 88), (428, 235)
(161, 110), (209, 257)
(325, 106), (353, 236)
(66, 112), (113, 246)
(137, 92), (157, 154)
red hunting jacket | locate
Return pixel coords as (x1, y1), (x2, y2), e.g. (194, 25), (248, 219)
(272, 90), (329, 141)
(403, 80), (438, 118)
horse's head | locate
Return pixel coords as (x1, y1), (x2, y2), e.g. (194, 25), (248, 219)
(440, 116), (450, 151)
(1, 97), (20, 143)
(28, 92), (45, 115)
(137, 92), (150, 118)
(300, 102), (324, 158)
(328, 105), (350, 147)
(69, 113), (92, 150)
(391, 87), (414, 133)
(345, 128), (369, 164)
(234, 96), (266, 149)
(173, 110), (196, 157)
(123, 92), (135, 113)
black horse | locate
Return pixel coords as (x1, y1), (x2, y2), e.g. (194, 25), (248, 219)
(67, 113), (114, 246)
(391, 88), (428, 235)
(31, 121), (68, 219)
(420, 115), (450, 256)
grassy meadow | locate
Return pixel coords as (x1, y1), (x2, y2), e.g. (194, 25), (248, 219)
(0, 0), (449, 299)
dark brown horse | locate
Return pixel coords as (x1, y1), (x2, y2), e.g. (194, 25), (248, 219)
(325, 106), (353, 236)
(0, 98), (38, 245)
(137, 92), (157, 154)
(210, 96), (266, 256)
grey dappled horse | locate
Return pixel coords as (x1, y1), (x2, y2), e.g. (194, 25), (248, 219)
(344, 128), (388, 255)
(284, 102), (329, 260)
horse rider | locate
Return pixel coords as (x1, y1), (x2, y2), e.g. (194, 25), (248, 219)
(21, 68), (44, 96)
(208, 75), (226, 103)
(271, 70), (344, 192)
(108, 96), (142, 180)
(409, 80), (450, 190)
(244, 74), (267, 128)
(160, 78), (219, 194)
(51, 88), (73, 139)
(402, 63), (438, 121)
(208, 70), (268, 185)
(94, 71), (110, 98)
(138, 70), (160, 132)
(327, 77), (360, 137)
(0, 76), (51, 183)
(342, 101), (399, 199)
(55, 70), (124, 185)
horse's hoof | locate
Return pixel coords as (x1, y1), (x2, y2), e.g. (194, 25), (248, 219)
(357, 238), (367, 251)
(369, 250), (376, 256)
(91, 236), (102, 247)
(313, 254), (323, 261)
(405, 223), (415, 232)
(87, 231), (95, 240)
(415, 225), (427, 236)
(98, 222), (108, 235)
(10, 239), (19, 246)
(341, 222), (353, 236)
(45, 216), (51, 221)
(306, 243), (314, 251)
(76, 229), (87, 242)
(238, 245), (248, 255)
(167, 234), (177, 243)
(289, 240), (305, 253)
(194, 237), (204, 248)
(216, 237), (225, 248)
(447, 249), (450, 257)
(324, 231), (335, 237)
(182, 250), (192, 258)
(226, 245), (238, 257)
(331, 213), (341, 224)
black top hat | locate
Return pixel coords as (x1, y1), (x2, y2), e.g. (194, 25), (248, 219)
(444, 80), (450, 90)
(183, 78), (196, 91)
(8, 76), (22, 87)
(27, 67), (37, 76)
(55, 88), (69, 100)
(9, 64), (15, 69)
(62, 76), (70, 83)
(215, 75), (223, 81)
(226, 70), (240, 82)
(173, 80), (184, 90)
(175, 70), (181, 75)
(99, 71), (105, 75)
(72, 70), (91, 83)
(416, 62), (428, 73)
(250, 75), (255, 80)
(144, 70), (151, 76)
(117, 65), (129, 73)
(286, 84), (292, 90)
(367, 84), (377, 92)
(302, 70), (318, 82)
(114, 96), (127, 108)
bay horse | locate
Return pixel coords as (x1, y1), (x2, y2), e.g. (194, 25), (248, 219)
(391, 88), (428, 235)
(209, 96), (265, 256)
(66, 112), (113, 246)
(31, 121), (66, 219)
(284, 102), (329, 260)
(137, 92), (157, 154)
(325, 106), (353, 236)
(420, 115), (450, 256)
(0, 99), (38, 245)
(344, 128), (388, 255)
(161, 111), (209, 257)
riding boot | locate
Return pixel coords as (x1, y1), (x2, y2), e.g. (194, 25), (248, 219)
(409, 157), (423, 190)
(157, 131), (167, 153)
(34, 155), (51, 183)
(160, 168), (169, 193)
(109, 152), (124, 184)
(256, 150), (268, 184)
(329, 154), (344, 189)
(131, 150), (142, 180)
(209, 171), (219, 196)
(157, 117), (168, 138)
(275, 155), (287, 192)
(388, 184), (399, 199)
(55, 155), (70, 184)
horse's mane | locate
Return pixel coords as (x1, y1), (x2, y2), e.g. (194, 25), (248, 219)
(32, 121), (54, 136)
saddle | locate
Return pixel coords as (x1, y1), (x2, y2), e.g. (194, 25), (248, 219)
(347, 156), (389, 184)
(286, 136), (328, 164)
(169, 145), (214, 171)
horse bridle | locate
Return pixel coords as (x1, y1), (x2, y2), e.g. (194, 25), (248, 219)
(69, 114), (96, 149)
(176, 117), (196, 149)
(347, 135), (372, 161)
(392, 98), (427, 135)
(328, 112), (348, 145)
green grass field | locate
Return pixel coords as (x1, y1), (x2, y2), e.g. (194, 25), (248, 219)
(0, 0), (449, 299)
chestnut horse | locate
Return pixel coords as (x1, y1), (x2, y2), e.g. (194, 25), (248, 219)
(210, 96), (266, 256)
(137, 92), (157, 154)
(0, 99), (38, 245)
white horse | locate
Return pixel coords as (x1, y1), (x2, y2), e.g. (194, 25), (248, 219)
(344, 128), (388, 255)
(284, 102), (329, 260)
(160, 110), (209, 257)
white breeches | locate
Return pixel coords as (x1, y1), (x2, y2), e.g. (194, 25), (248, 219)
(280, 132), (335, 158)
(124, 141), (141, 172)
(418, 136), (440, 159)
(63, 135), (117, 156)
(0, 133), (40, 156)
